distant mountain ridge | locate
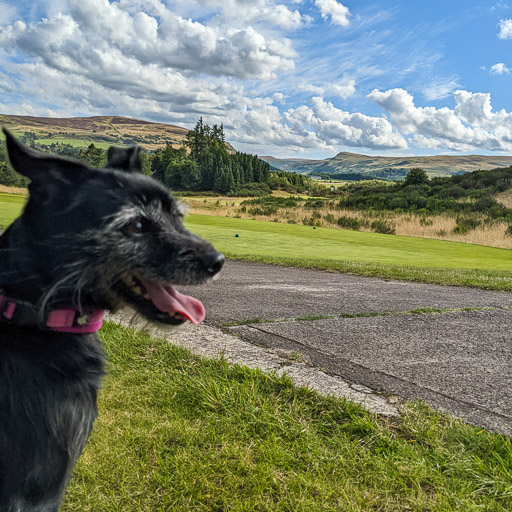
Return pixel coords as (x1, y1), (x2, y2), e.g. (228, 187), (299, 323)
(0, 114), (235, 151)
(3, 114), (511, 179)
(261, 152), (512, 180)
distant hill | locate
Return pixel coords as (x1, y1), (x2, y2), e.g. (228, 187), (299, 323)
(0, 114), (235, 151)
(259, 156), (325, 173)
(261, 152), (512, 180)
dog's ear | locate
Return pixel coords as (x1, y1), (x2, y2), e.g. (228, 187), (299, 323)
(106, 146), (143, 173)
(3, 128), (87, 184)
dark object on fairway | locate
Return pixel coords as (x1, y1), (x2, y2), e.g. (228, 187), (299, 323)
(235, 233), (240, 237)
(313, 226), (316, 229)
(0, 130), (224, 512)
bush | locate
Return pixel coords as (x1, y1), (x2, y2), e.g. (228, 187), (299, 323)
(337, 216), (361, 230)
(371, 220), (396, 235)
(305, 199), (325, 209)
(404, 167), (429, 186)
(453, 216), (481, 234)
(234, 183), (272, 196)
(248, 205), (278, 216)
(302, 216), (322, 227)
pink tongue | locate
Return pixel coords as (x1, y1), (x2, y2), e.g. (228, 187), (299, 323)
(140, 278), (205, 325)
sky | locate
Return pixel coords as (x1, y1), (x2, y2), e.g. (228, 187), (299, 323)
(0, 0), (512, 159)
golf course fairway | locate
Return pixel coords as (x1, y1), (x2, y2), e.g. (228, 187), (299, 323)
(186, 214), (512, 272)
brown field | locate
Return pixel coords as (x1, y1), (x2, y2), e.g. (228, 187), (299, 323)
(183, 195), (512, 250)
(0, 114), (190, 150)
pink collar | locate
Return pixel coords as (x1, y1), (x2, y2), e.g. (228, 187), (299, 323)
(0, 292), (104, 333)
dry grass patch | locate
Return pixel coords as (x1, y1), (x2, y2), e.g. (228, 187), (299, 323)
(496, 189), (512, 208)
(0, 184), (28, 195)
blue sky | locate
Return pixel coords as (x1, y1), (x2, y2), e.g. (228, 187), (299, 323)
(0, 0), (511, 158)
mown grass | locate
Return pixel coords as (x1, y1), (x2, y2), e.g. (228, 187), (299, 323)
(62, 322), (512, 511)
(185, 214), (512, 291)
(0, 192), (25, 228)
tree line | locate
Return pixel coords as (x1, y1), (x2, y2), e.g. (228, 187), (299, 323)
(0, 119), (311, 195)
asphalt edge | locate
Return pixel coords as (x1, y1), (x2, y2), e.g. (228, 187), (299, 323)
(108, 311), (399, 417)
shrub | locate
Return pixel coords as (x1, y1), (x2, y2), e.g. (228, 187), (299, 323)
(453, 216), (481, 234)
(419, 216), (434, 226)
(337, 216), (361, 230)
(371, 220), (396, 235)
(305, 199), (325, 209)
(248, 205), (278, 216)
(302, 216), (322, 226)
(403, 167), (429, 186)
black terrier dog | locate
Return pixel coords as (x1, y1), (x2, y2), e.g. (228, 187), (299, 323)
(0, 130), (224, 512)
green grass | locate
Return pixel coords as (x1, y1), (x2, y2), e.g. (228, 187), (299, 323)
(0, 130), (114, 148)
(185, 214), (512, 290)
(36, 137), (113, 149)
(0, 193), (25, 228)
(61, 322), (512, 511)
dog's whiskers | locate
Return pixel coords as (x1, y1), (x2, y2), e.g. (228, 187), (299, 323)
(39, 269), (84, 317)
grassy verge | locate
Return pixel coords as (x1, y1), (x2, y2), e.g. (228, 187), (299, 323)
(62, 322), (512, 511)
(185, 214), (512, 291)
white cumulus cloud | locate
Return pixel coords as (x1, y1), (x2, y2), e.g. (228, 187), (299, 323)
(369, 88), (512, 152)
(490, 62), (511, 74)
(284, 96), (408, 150)
(0, 0), (296, 81)
(314, 0), (350, 27)
(498, 18), (512, 38)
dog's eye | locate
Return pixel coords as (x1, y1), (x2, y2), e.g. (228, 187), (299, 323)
(122, 218), (151, 237)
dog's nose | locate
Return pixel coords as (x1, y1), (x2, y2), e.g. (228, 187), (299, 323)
(202, 251), (225, 275)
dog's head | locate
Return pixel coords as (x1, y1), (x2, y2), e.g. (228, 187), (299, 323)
(2, 128), (224, 326)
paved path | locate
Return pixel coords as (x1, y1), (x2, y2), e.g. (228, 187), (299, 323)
(175, 260), (512, 436)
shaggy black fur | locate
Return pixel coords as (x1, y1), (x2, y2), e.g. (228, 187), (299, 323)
(0, 130), (224, 511)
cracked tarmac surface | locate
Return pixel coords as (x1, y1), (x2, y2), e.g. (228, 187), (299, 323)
(111, 260), (512, 435)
